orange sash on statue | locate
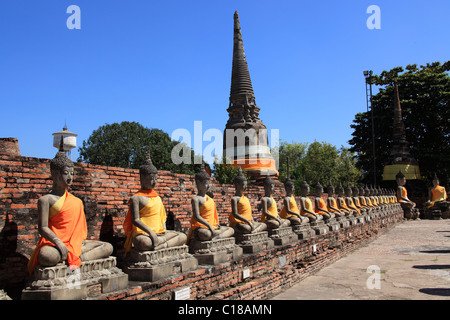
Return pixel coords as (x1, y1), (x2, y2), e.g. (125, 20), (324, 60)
(229, 195), (253, 225)
(27, 192), (87, 275)
(187, 195), (219, 242)
(327, 198), (339, 213)
(280, 196), (300, 218)
(261, 197), (278, 222)
(430, 186), (447, 206)
(123, 189), (165, 255)
(315, 198), (329, 215)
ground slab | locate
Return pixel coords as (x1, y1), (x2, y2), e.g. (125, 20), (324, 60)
(271, 219), (450, 300)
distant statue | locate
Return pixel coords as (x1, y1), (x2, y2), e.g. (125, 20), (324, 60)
(188, 164), (234, 242)
(425, 174), (449, 208)
(279, 160), (309, 225)
(123, 148), (187, 255)
(260, 175), (290, 229)
(299, 180), (322, 222)
(396, 171), (420, 220)
(335, 182), (353, 216)
(229, 168), (267, 234)
(326, 181), (343, 218)
(344, 184), (361, 216)
(424, 173), (449, 219)
(314, 181), (333, 221)
(28, 138), (113, 274)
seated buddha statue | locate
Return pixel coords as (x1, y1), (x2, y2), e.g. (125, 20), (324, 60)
(229, 168), (267, 234)
(336, 183), (354, 216)
(299, 180), (322, 222)
(352, 186), (366, 214)
(314, 181), (332, 221)
(326, 181), (343, 218)
(425, 174), (449, 208)
(344, 184), (361, 216)
(396, 171), (420, 219)
(28, 139), (113, 274)
(123, 149), (187, 255)
(260, 175), (291, 229)
(188, 164), (234, 242)
(364, 185), (376, 209)
(279, 175), (309, 225)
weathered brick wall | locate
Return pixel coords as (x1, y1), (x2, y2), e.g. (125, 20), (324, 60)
(0, 152), (403, 300)
(0, 153), (289, 298)
(98, 211), (403, 300)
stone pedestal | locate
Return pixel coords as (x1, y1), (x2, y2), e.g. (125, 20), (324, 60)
(22, 257), (128, 300)
(347, 215), (359, 226)
(234, 231), (275, 254)
(291, 224), (316, 240)
(267, 226), (296, 246)
(400, 203), (420, 220)
(123, 245), (198, 282)
(310, 221), (328, 235)
(337, 216), (350, 228)
(325, 218), (340, 232)
(189, 237), (243, 265)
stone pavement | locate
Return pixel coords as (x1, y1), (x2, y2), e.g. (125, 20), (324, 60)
(271, 219), (450, 300)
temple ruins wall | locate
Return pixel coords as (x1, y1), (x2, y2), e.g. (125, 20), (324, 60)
(0, 152), (403, 300)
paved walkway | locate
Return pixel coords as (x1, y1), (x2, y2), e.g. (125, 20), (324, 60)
(271, 219), (450, 300)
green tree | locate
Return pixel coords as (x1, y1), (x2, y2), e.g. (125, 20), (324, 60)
(349, 61), (450, 186)
(211, 154), (248, 185)
(276, 140), (361, 195)
(77, 121), (201, 174)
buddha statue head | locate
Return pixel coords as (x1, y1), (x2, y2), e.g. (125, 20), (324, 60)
(352, 186), (360, 197)
(359, 185), (365, 196)
(263, 175), (274, 195)
(195, 162), (211, 194)
(300, 180), (310, 196)
(283, 157), (295, 195)
(315, 181), (323, 196)
(432, 173), (440, 187)
(326, 180), (335, 196)
(337, 182), (345, 196)
(139, 147), (158, 190)
(345, 183), (352, 197)
(234, 167), (247, 192)
(396, 170), (406, 186)
(50, 136), (74, 190)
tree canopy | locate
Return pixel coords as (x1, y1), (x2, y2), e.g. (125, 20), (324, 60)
(275, 140), (361, 195)
(77, 121), (202, 174)
(349, 61), (450, 186)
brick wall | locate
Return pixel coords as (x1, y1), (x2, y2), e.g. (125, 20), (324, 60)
(0, 153), (404, 300)
(98, 211), (403, 300)
(0, 153), (288, 298)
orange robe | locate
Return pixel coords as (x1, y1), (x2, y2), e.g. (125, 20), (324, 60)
(261, 197), (278, 222)
(315, 198), (329, 215)
(229, 195), (253, 225)
(397, 187), (409, 203)
(123, 189), (166, 255)
(430, 186), (447, 206)
(280, 196), (300, 218)
(327, 197), (340, 213)
(27, 192), (87, 275)
(187, 195), (219, 242)
(346, 197), (361, 215)
(337, 197), (350, 211)
(300, 197), (315, 217)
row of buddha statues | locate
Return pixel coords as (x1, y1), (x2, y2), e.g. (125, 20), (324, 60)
(20, 143), (417, 299)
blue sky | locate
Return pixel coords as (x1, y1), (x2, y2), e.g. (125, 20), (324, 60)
(1, 0), (449, 163)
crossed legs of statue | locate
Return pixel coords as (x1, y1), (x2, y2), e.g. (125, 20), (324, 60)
(193, 226), (234, 241)
(133, 231), (187, 251)
(38, 240), (113, 268)
(232, 221), (267, 235)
